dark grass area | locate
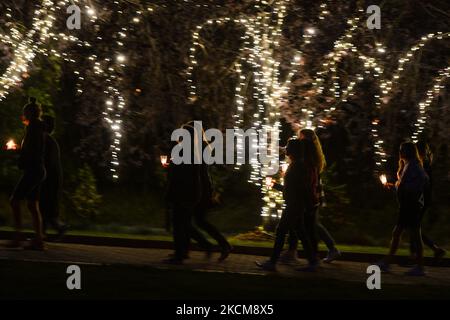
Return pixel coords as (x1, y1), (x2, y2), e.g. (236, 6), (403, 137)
(1, 260), (450, 300)
(1, 187), (449, 250)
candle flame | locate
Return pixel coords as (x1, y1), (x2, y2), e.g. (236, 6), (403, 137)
(160, 155), (168, 166)
(379, 174), (387, 185)
(265, 177), (273, 188)
(6, 139), (17, 150)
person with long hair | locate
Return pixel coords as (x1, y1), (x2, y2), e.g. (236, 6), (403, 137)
(256, 139), (319, 271)
(410, 141), (445, 260)
(378, 142), (429, 276)
(282, 129), (341, 263)
(8, 97), (47, 250)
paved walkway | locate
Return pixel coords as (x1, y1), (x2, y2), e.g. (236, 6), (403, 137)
(1, 240), (450, 288)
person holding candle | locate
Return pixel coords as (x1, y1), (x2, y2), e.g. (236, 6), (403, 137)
(6, 139), (18, 150)
(8, 97), (47, 250)
(164, 123), (218, 263)
(256, 139), (319, 271)
(378, 142), (429, 276)
(164, 130), (201, 264)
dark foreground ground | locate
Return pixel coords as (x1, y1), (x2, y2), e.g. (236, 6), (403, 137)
(1, 241), (450, 300)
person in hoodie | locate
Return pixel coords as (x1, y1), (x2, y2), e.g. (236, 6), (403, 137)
(39, 115), (67, 239)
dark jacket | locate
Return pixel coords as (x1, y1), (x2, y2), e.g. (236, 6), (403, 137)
(43, 134), (63, 186)
(275, 161), (320, 209)
(166, 161), (202, 209)
(397, 159), (429, 207)
(19, 120), (46, 171)
(422, 159), (432, 208)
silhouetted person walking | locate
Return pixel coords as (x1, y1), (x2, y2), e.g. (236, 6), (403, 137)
(191, 158), (232, 262)
(9, 97), (46, 250)
(164, 123), (204, 264)
(410, 141), (445, 260)
(282, 129), (341, 263)
(40, 115), (67, 239)
(256, 139), (319, 271)
(378, 142), (428, 276)
(182, 121), (233, 261)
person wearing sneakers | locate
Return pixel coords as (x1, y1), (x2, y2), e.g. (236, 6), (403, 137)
(8, 97), (47, 251)
(256, 139), (319, 272)
(378, 142), (429, 276)
(280, 129), (341, 264)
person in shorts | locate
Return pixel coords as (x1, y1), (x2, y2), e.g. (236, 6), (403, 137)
(9, 97), (47, 250)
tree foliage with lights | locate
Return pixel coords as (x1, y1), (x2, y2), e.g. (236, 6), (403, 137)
(0, 1), (449, 235)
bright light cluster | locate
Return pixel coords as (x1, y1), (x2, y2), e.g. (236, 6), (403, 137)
(0, 0), (155, 179)
(411, 66), (450, 143)
(303, 28), (449, 169)
(185, 0), (330, 218)
(185, 0), (448, 218)
(0, 0), (55, 101)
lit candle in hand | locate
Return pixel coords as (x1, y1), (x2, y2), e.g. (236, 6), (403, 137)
(281, 163), (289, 174)
(6, 139), (18, 150)
(379, 174), (387, 186)
(160, 155), (168, 167)
(265, 177), (273, 189)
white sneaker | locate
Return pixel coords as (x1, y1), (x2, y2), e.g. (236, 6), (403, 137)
(323, 248), (341, 263)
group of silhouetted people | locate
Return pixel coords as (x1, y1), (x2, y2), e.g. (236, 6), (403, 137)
(6, 98), (445, 276)
(163, 122), (232, 264)
(377, 141), (445, 276)
(163, 121), (445, 276)
(7, 97), (65, 251)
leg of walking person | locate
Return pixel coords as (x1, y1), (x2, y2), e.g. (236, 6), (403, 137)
(405, 205), (426, 276)
(26, 199), (44, 249)
(317, 217), (341, 263)
(411, 233), (437, 254)
(377, 224), (404, 272)
(8, 198), (23, 247)
(39, 190), (50, 235)
(421, 234), (446, 259)
(278, 231), (298, 262)
(295, 210), (318, 271)
(411, 207), (446, 259)
(406, 226), (425, 275)
(304, 206), (319, 261)
(171, 205), (190, 262)
(190, 224), (213, 257)
(317, 222), (335, 250)
(287, 232), (298, 251)
(256, 207), (292, 271)
(8, 175), (28, 247)
(193, 206), (231, 252)
(270, 208), (292, 263)
(388, 225), (404, 257)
